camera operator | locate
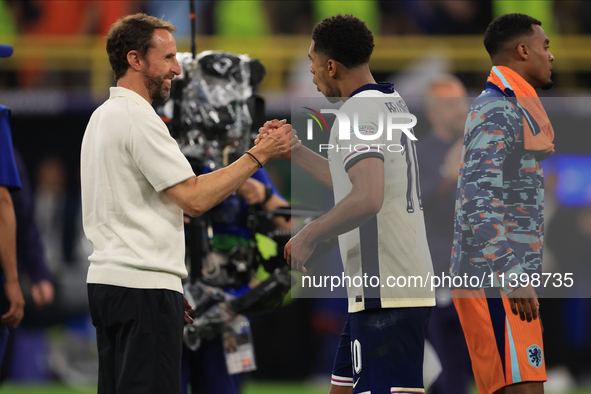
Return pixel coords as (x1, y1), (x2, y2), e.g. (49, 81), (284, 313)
(80, 14), (292, 394)
(182, 170), (290, 394)
(164, 50), (291, 394)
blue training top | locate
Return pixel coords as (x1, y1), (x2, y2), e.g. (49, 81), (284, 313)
(450, 85), (545, 294)
(0, 105), (21, 190)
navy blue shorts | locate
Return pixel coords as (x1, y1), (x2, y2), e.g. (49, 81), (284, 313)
(331, 307), (431, 394)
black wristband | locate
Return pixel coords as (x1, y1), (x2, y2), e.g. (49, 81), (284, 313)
(245, 151), (263, 169)
(263, 184), (273, 204)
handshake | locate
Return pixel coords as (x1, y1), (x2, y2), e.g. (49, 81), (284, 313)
(250, 119), (301, 163)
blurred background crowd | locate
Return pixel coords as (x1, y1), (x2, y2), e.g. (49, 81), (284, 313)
(1, 1), (591, 394)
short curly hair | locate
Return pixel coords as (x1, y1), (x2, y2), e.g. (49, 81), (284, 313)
(106, 13), (176, 81)
(484, 13), (541, 58)
(312, 14), (374, 69)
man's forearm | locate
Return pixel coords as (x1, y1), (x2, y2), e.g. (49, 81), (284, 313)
(292, 145), (333, 190)
(0, 188), (18, 283)
(169, 124), (292, 216)
(167, 153), (264, 217)
(299, 157), (384, 247)
(302, 188), (378, 247)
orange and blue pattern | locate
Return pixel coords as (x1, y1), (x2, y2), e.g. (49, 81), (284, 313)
(453, 288), (546, 394)
(450, 87), (545, 295)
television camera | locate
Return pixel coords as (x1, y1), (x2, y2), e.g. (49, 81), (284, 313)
(156, 50), (296, 356)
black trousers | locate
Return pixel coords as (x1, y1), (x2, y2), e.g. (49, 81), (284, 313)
(88, 284), (184, 394)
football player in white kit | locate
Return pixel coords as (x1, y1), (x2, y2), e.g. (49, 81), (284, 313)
(258, 14), (435, 394)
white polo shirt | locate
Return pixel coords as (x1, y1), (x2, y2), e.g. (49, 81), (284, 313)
(81, 87), (195, 293)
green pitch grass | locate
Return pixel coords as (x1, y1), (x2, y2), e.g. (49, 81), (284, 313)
(3, 382), (591, 394)
(0, 381), (328, 394)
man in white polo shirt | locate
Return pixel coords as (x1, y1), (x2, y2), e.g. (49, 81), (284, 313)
(80, 13), (292, 394)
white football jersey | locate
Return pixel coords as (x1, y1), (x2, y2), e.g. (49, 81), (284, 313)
(326, 84), (435, 312)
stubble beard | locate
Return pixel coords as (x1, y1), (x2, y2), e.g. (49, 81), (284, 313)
(143, 72), (171, 101)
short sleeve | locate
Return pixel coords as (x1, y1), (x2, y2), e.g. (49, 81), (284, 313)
(338, 111), (385, 173)
(0, 107), (21, 190)
(129, 112), (195, 192)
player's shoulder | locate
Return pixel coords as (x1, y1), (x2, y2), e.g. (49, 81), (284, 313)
(97, 96), (159, 130)
(467, 92), (522, 136)
(344, 91), (407, 119)
(471, 87), (520, 118)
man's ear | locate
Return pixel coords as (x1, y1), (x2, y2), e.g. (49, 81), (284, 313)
(516, 43), (529, 61)
(127, 50), (143, 72)
(327, 59), (338, 78)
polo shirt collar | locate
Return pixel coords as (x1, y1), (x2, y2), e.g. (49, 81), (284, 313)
(349, 82), (395, 98)
(109, 87), (153, 108)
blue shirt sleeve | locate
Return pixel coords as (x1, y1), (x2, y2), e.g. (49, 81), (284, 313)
(0, 106), (22, 190)
(250, 168), (284, 200)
